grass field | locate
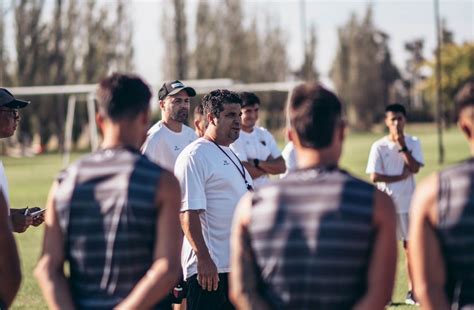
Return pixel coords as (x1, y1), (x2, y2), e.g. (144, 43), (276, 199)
(4, 124), (471, 309)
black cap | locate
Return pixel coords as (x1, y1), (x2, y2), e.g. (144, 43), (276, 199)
(158, 80), (196, 100)
(0, 88), (30, 109)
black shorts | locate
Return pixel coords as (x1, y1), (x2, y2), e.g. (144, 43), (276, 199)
(186, 273), (235, 310)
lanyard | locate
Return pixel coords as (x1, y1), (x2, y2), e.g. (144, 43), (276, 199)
(210, 140), (253, 191)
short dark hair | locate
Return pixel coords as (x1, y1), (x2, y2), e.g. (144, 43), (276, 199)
(385, 103), (406, 116)
(96, 73), (151, 120)
(194, 103), (204, 117)
(455, 79), (474, 115)
(239, 92), (260, 108)
(289, 82), (342, 149)
(202, 89), (242, 118)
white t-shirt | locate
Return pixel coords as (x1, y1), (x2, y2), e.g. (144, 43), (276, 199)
(366, 135), (424, 213)
(280, 142), (297, 179)
(175, 138), (253, 279)
(142, 121), (197, 172)
(230, 127), (281, 187)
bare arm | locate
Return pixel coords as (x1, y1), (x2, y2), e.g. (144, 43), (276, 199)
(399, 150), (422, 173)
(396, 132), (422, 173)
(354, 190), (397, 310)
(409, 174), (450, 310)
(117, 171), (182, 309)
(242, 162), (266, 179)
(230, 193), (272, 310)
(243, 156), (286, 179)
(370, 166), (411, 184)
(180, 210), (219, 291)
(35, 182), (75, 310)
(0, 191), (21, 307)
(258, 156), (286, 175)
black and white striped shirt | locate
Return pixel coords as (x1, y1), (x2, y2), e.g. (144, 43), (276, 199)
(437, 158), (474, 309)
(248, 166), (376, 309)
(55, 147), (162, 309)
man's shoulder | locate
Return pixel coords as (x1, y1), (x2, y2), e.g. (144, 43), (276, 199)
(177, 138), (210, 159)
(371, 136), (390, 148)
(182, 124), (198, 137)
(405, 134), (421, 144)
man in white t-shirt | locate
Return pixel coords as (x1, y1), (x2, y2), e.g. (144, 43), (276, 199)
(175, 89), (253, 310)
(142, 80), (198, 172)
(366, 103), (424, 305)
(230, 92), (285, 188)
(0, 88), (44, 233)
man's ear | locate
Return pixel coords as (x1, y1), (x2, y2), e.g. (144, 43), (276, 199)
(159, 99), (165, 110)
(207, 112), (217, 126)
(458, 119), (473, 140)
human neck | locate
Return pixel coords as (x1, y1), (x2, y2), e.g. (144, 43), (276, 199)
(241, 125), (253, 133)
(101, 123), (142, 150)
(204, 128), (230, 147)
(296, 147), (339, 170)
(162, 117), (183, 133)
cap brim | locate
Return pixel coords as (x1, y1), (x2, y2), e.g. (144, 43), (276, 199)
(168, 87), (196, 98)
(3, 99), (30, 109)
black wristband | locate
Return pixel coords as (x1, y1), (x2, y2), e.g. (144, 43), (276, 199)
(399, 146), (409, 153)
(253, 159), (260, 168)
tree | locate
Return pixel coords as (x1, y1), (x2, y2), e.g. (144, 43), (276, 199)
(296, 24), (318, 81)
(423, 42), (474, 123)
(330, 7), (399, 130)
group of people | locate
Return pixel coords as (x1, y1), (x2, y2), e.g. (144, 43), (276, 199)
(0, 73), (473, 310)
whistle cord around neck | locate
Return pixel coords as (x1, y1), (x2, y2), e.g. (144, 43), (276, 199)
(209, 139), (253, 191)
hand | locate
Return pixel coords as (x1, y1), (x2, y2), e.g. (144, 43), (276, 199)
(197, 254), (219, 291)
(29, 207), (45, 227)
(395, 129), (405, 147)
(10, 208), (33, 233)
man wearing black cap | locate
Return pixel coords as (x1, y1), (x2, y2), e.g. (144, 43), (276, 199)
(142, 80), (198, 172)
(0, 88), (44, 232)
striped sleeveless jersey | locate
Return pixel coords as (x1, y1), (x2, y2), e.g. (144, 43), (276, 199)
(55, 147), (162, 309)
(248, 167), (376, 309)
(437, 158), (474, 309)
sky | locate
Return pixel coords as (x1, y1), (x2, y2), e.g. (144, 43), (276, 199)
(131, 0), (473, 87)
(2, 0), (473, 87)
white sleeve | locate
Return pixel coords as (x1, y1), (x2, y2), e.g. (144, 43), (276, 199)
(142, 135), (161, 165)
(230, 138), (248, 161)
(265, 131), (282, 159)
(174, 151), (207, 212)
(366, 143), (383, 174)
(410, 138), (425, 166)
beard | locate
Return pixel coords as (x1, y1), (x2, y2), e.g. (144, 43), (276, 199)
(172, 109), (189, 123)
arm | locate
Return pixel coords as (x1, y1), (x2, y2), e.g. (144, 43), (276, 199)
(0, 191), (21, 307)
(409, 174), (450, 310)
(180, 210), (219, 291)
(118, 171), (182, 308)
(34, 182), (75, 310)
(230, 193), (272, 310)
(242, 162), (266, 179)
(243, 156), (286, 179)
(396, 133), (422, 173)
(370, 166), (411, 184)
(354, 190), (397, 310)
(258, 156), (286, 175)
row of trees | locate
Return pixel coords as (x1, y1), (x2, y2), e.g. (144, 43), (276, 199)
(161, 0), (318, 83)
(1, 0), (134, 150)
(1, 0), (472, 149)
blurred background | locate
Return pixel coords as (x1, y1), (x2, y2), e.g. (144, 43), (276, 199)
(0, 0), (472, 155)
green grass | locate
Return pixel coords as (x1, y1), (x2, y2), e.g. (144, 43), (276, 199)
(4, 125), (471, 309)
